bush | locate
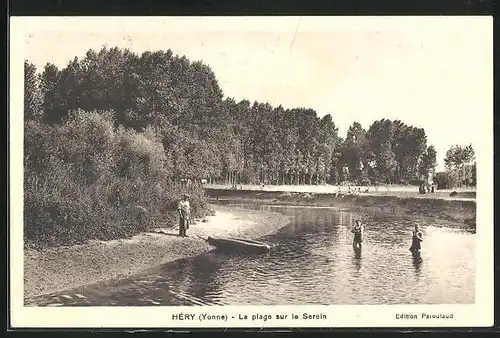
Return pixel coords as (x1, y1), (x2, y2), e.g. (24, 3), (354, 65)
(433, 171), (458, 189)
(58, 110), (117, 184)
(370, 180), (385, 186)
(240, 167), (257, 184)
(115, 126), (167, 180)
(24, 111), (211, 248)
(358, 177), (371, 186)
(408, 179), (424, 186)
(24, 120), (61, 175)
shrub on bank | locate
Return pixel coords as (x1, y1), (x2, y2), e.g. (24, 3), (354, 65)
(24, 111), (209, 248)
(358, 177), (371, 186)
(433, 171), (459, 189)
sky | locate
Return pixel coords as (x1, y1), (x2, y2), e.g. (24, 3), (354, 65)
(20, 17), (492, 171)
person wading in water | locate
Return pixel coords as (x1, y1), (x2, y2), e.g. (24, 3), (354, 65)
(351, 219), (364, 249)
(177, 194), (191, 237)
(410, 225), (423, 253)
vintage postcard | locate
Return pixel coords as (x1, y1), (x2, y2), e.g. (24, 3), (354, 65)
(9, 16), (493, 328)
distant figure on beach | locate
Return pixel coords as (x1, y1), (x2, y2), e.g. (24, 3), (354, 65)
(351, 219), (364, 249)
(409, 225), (423, 253)
(177, 193), (190, 237)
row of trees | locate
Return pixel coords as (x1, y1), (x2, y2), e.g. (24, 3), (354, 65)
(25, 46), (441, 187)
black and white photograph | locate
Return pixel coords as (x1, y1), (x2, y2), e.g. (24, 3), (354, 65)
(10, 16), (493, 328)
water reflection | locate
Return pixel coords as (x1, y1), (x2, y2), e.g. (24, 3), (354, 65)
(411, 250), (423, 276)
(28, 204), (475, 306)
(352, 247), (362, 275)
(353, 247), (362, 260)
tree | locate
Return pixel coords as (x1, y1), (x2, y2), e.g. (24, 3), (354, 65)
(40, 62), (62, 123)
(250, 102), (277, 183)
(392, 121), (427, 183)
(419, 145), (437, 183)
(316, 114), (340, 184)
(293, 108), (320, 184)
(445, 144), (475, 169)
(341, 122), (368, 183)
(444, 144), (476, 187)
(471, 162), (477, 187)
(24, 61), (43, 121)
(274, 108), (299, 185)
(210, 124), (244, 184)
(55, 57), (85, 123)
(367, 119), (397, 184)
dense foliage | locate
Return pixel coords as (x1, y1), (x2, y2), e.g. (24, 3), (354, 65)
(25, 46), (465, 245)
(26, 47), (439, 186)
(24, 111), (208, 247)
(434, 144), (476, 189)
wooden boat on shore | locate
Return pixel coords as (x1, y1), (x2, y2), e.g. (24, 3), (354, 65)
(206, 236), (271, 254)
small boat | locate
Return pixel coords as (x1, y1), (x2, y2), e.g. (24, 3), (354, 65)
(206, 236), (271, 254)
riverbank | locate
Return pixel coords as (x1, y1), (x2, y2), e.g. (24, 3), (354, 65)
(24, 205), (291, 302)
(205, 184), (476, 199)
(205, 188), (476, 227)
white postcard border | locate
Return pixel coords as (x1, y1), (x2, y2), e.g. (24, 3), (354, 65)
(9, 16), (494, 328)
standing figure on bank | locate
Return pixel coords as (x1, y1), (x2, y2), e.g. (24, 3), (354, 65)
(178, 193), (191, 237)
(410, 225), (423, 253)
(351, 219), (364, 249)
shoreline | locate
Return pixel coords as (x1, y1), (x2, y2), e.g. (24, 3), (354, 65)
(205, 184), (476, 200)
(205, 188), (476, 227)
(24, 187), (476, 302)
(24, 205), (291, 302)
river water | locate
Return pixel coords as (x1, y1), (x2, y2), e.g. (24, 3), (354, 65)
(31, 204), (475, 306)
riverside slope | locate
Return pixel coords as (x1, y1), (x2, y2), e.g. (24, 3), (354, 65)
(205, 188), (476, 227)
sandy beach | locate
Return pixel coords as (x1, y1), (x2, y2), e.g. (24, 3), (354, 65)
(24, 205), (291, 301)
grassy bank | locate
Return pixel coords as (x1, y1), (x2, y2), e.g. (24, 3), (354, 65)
(205, 188), (476, 226)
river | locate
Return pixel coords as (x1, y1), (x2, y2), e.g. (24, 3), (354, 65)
(30, 203), (475, 306)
